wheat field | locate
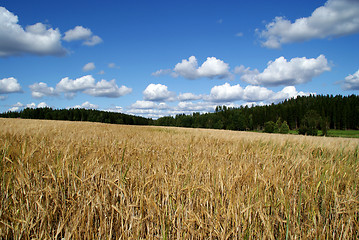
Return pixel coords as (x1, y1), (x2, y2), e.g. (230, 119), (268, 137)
(0, 118), (358, 239)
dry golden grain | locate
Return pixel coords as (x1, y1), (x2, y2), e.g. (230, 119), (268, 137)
(0, 118), (358, 239)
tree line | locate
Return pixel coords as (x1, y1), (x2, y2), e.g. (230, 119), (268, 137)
(1, 94), (358, 134)
(0, 107), (153, 126)
(154, 94), (359, 134)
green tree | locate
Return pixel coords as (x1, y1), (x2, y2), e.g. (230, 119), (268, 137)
(279, 121), (290, 134)
(298, 110), (321, 136)
(321, 118), (329, 136)
(264, 121), (276, 133)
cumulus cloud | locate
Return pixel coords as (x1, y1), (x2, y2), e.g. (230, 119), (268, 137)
(72, 101), (98, 109)
(63, 26), (91, 41)
(242, 85), (274, 102)
(83, 62), (95, 71)
(208, 83), (311, 103)
(176, 101), (217, 113)
(271, 86), (312, 102)
(8, 102), (24, 112)
(0, 77), (22, 94)
(126, 101), (215, 119)
(178, 92), (202, 101)
(63, 26), (102, 46)
(173, 56), (231, 80)
(259, 0), (359, 48)
(131, 100), (164, 109)
(126, 101), (171, 119)
(237, 55), (330, 86)
(208, 83), (244, 102)
(84, 79), (132, 98)
(8, 101), (48, 112)
(126, 108), (167, 119)
(55, 75), (131, 98)
(0, 7), (66, 57)
(29, 82), (57, 98)
(83, 35), (102, 46)
(37, 102), (48, 108)
(143, 83), (176, 101)
(105, 106), (123, 113)
(342, 69), (359, 90)
(154, 56), (232, 80)
(56, 75), (96, 93)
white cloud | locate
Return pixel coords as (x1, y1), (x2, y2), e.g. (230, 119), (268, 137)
(37, 102), (48, 108)
(235, 32), (244, 37)
(173, 56), (231, 80)
(176, 101), (217, 113)
(84, 79), (132, 98)
(271, 86), (312, 102)
(178, 92), (202, 101)
(259, 0), (359, 48)
(9, 102), (24, 112)
(0, 7), (66, 57)
(198, 57), (231, 79)
(0, 77), (22, 94)
(243, 85), (274, 102)
(208, 83), (312, 103)
(63, 26), (102, 46)
(342, 69), (359, 90)
(56, 75), (95, 92)
(105, 106), (123, 113)
(143, 83), (176, 101)
(126, 101), (170, 119)
(172, 56), (199, 79)
(72, 101), (98, 109)
(152, 69), (172, 77)
(237, 55), (330, 86)
(55, 75), (131, 98)
(131, 100), (161, 109)
(126, 108), (166, 119)
(29, 82), (57, 98)
(83, 35), (103, 46)
(98, 70), (105, 75)
(208, 83), (244, 102)
(8, 101), (48, 111)
(63, 26), (92, 41)
(83, 62), (95, 71)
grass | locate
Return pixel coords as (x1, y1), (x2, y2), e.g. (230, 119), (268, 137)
(327, 129), (359, 138)
(1, 118), (359, 239)
(288, 129), (359, 138)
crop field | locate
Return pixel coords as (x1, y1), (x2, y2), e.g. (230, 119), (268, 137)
(0, 118), (358, 239)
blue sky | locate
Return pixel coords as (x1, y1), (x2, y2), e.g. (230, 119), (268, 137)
(1, 0), (359, 118)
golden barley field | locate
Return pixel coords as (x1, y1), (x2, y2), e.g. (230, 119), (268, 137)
(0, 118), (358, 239)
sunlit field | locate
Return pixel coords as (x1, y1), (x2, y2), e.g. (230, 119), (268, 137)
(1, 118), (358, 239)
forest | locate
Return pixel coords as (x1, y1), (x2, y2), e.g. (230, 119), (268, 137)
(1, 94), (358, 134)
(155, 94), (359, 134)
(0, 107), (153, 126)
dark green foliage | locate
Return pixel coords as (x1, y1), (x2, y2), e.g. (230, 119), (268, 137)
(321, 118), (329, 136)
(1, 95), (359, 133)
(279, 121), (290, 134)
(0, 107), (153, 126)
(264, 121), (276, 133)
(298, 110), (321, 136)
(153, 95), (359, 132)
